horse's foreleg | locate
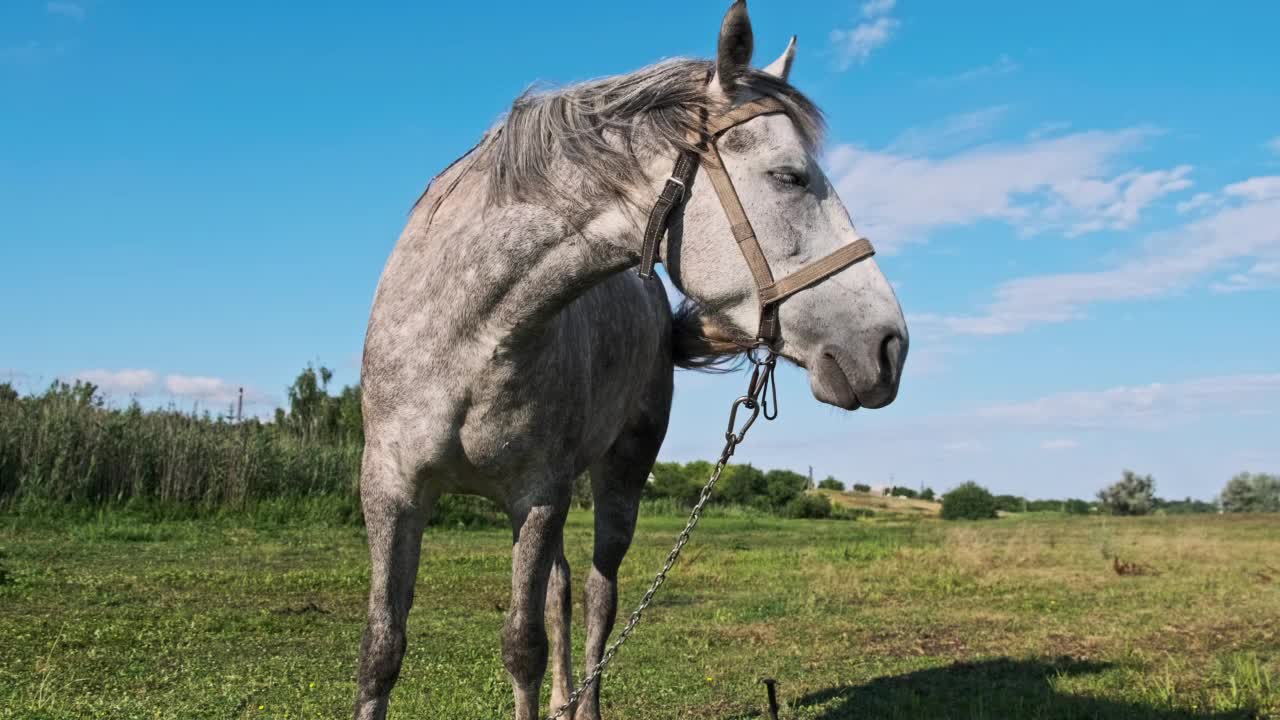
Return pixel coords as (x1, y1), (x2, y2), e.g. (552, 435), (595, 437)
(546, 545), (574, 713)
(353, 450), (431, 720)
(505, 501), (569, 720)
(576, 445), (652, 720)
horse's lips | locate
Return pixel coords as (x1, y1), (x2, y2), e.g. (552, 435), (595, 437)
(808, 351), (862, 411)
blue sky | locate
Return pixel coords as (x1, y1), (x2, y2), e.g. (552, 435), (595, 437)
(3, 1), (1278, 500)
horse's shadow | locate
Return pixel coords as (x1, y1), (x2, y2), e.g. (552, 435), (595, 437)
(743, 657), (1258, 720)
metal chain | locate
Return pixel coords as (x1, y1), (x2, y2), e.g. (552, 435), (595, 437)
(545, 348), (777, 720)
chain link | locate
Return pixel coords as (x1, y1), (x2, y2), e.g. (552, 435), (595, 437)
(544, 348), (777, 720)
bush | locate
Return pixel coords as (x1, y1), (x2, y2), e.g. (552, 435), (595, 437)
(763, 469), (809, 510)
(1064, 498), (1092, 515)
(430, 495), (507, 529)
(818, 476), (844, 491)
(832, 506), (874, 520)
(715, 463), (765, 506)
(1098, 470), (1155, 516)
(889, 486), (918, 499)
(781, 493), (832, 519)
(1219, 472), (1280, 513)
(920, 487), (936, 501)
(994, 494), (1027, 513)
(852, 483), (871, 493)
(940, 482), (998, 520)
(647, 462), (703, 507)
(1154, 496), (1217, 514)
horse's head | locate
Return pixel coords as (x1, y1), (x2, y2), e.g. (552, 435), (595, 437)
(664, 1), (908, 410)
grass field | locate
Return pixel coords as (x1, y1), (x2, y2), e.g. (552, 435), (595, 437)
(1, 510), (1277, 719)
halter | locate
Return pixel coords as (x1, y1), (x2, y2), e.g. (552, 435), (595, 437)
(637, 96), (876, 346)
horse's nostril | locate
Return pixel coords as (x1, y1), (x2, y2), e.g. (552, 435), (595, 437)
(879, 332), (905, 382)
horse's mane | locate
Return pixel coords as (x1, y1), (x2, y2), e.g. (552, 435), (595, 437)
(474, 58), (825, 211)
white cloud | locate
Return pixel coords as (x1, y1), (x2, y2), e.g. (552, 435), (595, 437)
(915, 183), (1280, 335)
(976, 374), (1280, 430)
(75, 369), (158, 396)
(926, 55), (1020, 86)
(1177, 191), (1216, 214)
(827, 126), (1188, 251)
(46, 2), (85, 20)
(887, 105), (1009, 155)
(1211, 260), (1280, 294)
(830, 0), (899, 70)
(1040, 438), (1079, 451)
(60, 367), (272, 409)
(163, 374), (268, 407)
(1047, 165), (1193, 236)
(861, 0), (896, 16)
(1224, 176), (1280, 202)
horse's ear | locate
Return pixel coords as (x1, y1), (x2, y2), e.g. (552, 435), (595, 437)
(713, 0), (754, 94)
(762, 36), (797, 82)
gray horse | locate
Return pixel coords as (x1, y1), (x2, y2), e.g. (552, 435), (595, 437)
(354, 3), (908, 718)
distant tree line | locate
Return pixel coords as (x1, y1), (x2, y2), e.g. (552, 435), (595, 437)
(3, 369), (1275, 523)
(936, 468), (1277, 521)
(645, 462), (846, 519)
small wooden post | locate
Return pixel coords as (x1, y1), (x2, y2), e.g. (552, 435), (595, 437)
(761, 677), (780, 720)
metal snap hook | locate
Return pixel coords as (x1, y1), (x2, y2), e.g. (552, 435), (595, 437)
(725, 396), (760, 444)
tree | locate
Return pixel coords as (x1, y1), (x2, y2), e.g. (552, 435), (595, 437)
(0, 383), (18, 404)
(852, 483), (871, 493)
(1219, 472), (1280, 513)
(994, 494), (1027, 513)
(889, 486), (918, 499)
(1097, 470), (1155, 516)
(763, 469), (809, 510)
(920, 487), (936, 501)
(718, 463), (766, 506)
(1064, 498), (1092, 515)
(818, 476), (844, 491)
(648, 462), (701, 506)
(940, 482), (998, 521)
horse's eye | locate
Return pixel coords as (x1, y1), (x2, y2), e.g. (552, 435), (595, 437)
(770, 170), (808, 189)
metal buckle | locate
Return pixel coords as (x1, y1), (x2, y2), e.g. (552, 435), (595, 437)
(665, 176), (685, 201)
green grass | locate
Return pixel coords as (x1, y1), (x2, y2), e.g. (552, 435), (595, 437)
(0, 511), (1276, 719)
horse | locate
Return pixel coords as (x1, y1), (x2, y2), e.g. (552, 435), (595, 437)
(354, 3), (908, 718)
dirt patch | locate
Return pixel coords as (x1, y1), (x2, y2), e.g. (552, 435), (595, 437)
(274, 601), (330, 616)
(1112, 557), (1159, 576)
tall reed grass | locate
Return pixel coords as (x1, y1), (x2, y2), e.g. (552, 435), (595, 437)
(0, 381), (359, 512)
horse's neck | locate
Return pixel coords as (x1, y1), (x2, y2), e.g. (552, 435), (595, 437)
(418, 169), (650, 349)
(485, 206), (645, 343)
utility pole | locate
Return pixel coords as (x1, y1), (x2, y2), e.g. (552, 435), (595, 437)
(808, 465), (814, 490)
(236, 387), (244, 423)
